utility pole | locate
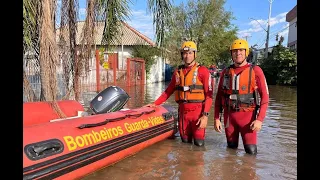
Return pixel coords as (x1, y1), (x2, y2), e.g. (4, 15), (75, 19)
(243, 35), (251, 41)
(265, 0), (274, 58)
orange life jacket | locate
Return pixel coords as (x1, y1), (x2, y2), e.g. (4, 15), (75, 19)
(175, 63), (205, 103)
(221, 64), (257, 112)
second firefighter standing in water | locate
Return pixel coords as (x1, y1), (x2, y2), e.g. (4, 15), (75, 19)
(214, 39), (269, 155)
(147, 41), (213, 146)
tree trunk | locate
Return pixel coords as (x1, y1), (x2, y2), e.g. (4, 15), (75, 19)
(39, 0), (66, 118)
(74, 52), (80, 101)
(23, 70), (37, 102)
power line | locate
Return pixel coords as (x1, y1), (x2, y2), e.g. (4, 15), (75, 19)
(254, 33), (268, 47)
(257, 42), (265, 49)
(269, 22), (296, 37)
(253, 21), (296, 48)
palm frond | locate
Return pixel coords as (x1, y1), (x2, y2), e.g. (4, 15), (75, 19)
(147, 0), (172, 47)
(97, 0), (131, 47)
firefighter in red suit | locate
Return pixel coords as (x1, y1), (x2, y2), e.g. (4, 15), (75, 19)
(214, 39), (269, 154)
(209, 65), (219, 90)
(146, 41), (213, 146)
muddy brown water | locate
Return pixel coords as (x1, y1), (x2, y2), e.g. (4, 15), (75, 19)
(82, 82), (297, 180)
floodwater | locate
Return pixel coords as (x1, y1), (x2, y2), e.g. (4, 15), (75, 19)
(82, 82), (297, 180)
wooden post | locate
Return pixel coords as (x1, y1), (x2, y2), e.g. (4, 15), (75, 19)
(127, 58), (131, 86)
(95, 50), (100, 92)
(141, 59), (145, 85)
(113, 56), (117, 85)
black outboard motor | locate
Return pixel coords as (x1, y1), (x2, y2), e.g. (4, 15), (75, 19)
(90, 86), (130, 114)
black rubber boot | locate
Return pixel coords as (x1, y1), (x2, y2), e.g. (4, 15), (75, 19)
(244, 144), (257, 155)
(194, 139), (205, 147)
(227, 141), (238, 149)
(181, 138), (192, 143)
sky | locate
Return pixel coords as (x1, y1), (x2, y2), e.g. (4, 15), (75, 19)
(75, 0), (297, 49)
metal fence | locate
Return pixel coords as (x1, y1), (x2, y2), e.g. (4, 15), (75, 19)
(23, 50), (145, 107)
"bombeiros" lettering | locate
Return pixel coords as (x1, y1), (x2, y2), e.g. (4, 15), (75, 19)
(63, 116), (165, 151)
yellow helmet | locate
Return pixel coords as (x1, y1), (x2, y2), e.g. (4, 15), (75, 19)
(181, 41), (197, 51)
(181, 41), (197, 57)
(230, 39), (249, 57)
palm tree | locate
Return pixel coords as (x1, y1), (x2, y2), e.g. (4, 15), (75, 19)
(23, 0), (39, 102)
(23, 0), (172, 112)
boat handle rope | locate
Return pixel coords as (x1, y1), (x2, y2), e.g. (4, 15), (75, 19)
(77, 109), (156, 129)
(126, 109), (156, 119)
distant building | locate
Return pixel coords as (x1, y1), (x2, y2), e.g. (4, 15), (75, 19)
(24, 21), (167, 102)
(55, 21), (166, 84)
(286, 5), (297, 51)
(254, 46), (274, 64)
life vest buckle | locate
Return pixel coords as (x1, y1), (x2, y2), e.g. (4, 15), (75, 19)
(229, 94), (237, 100)
(182, 86), (190, 91)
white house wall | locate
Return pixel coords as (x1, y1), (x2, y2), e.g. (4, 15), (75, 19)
(96, 46), (132, 70)
(115, 46), (133, 70)
(84, 46), (165, 85)
(147, 56), (165, 84)
(101, 45), (166, 84)
(288, 17), (297, 45)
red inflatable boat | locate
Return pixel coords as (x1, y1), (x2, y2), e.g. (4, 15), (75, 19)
(23, 88), (178, 180)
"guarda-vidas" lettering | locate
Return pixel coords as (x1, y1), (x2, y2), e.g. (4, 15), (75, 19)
(63, 116), (165, 151)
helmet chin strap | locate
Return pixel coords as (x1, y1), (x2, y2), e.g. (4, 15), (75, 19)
(235, 57), (247, 65)
(182, 53), (196, 66)
(185, 59), (195, 66)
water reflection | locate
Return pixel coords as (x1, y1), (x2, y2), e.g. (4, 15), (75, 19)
(82, 83), (297, 180)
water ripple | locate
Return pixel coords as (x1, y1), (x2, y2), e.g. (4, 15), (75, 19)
(82, 84), (297, 180)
